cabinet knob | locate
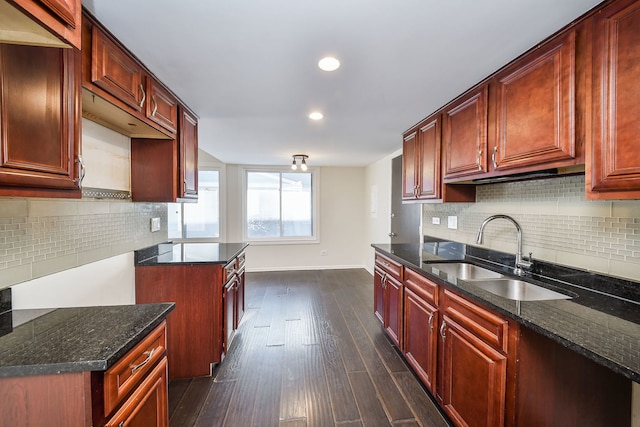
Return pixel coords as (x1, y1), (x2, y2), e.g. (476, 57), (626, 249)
(428, 312), (434, 331)
(492, 146), (498, 169)
(440, 321), (447, 342)
(477, 149), (483, 170)
(388, 232), (397, 237)
(75, 155), (85, 188)
(151, 95), (158, 116)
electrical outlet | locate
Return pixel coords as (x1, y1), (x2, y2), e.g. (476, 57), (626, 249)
(432, 217), (440, 225)
(150, 217), (161, 232)
(320, 250), (328, 256)
(447, 216), (458, 230)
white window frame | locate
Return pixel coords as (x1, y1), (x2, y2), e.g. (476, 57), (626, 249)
(169, 167), (222, 243)
(242, 166), (320, 245)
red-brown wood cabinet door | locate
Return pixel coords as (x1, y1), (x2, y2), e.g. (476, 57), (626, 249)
(589, 0), (640, 197)
(417, 116), (441, 200)
(105, 357), (168, 427)
(402, 131), (418, 200)
(373, 266), (386, 325)
(493, 30), (576, 171)
(147, 77), (178, 133)
(443, 86), (488, 181)
(179, 106), (198, 200)
(0, 44), (80, 193)
(439, 316), (507, 427)
(384, 274), (403, 349)
(404, 287), (438, 393)
(37, 0), (78, 28)
(91, 26), (145, 112)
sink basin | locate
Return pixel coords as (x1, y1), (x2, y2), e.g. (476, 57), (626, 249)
(428, 263), (504, 281)
(471, 279), (573, 301)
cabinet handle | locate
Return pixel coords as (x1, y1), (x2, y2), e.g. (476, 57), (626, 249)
(130, 348), (156, 374)
(492, 146), (498, 169)
(151, 95), (158, 116)
(477, 149), (483, 170)
(75, 155), (85, 188)
(439, 321), (446, 342)
(428, 312), (434, 331)
(139, 84), (146, 108)
(119, 422), (124, 427)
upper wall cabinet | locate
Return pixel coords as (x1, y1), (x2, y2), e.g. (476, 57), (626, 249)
(491, 29), (579, 172)
(0, 43), (82, 198)
(443, 86), (489, 182)
(588, 0), (640, 200)
(1, 0), (81, 48)
(81, 11), (179, 139)
(403, 115), (475, 203)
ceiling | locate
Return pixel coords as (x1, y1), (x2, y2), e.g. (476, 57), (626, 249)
(84, 0), (601, 168)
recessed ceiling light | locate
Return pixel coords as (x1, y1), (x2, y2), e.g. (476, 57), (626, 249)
(318, 56), (340, 72)
(309, 112), (324, 120)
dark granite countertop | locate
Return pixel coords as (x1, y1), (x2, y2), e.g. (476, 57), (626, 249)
(135, 242), (248, 266)
(372, 239), (640, 383)
(0, 303), (174, 378)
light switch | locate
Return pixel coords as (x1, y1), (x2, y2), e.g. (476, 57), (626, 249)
(151, 217), (161, 232)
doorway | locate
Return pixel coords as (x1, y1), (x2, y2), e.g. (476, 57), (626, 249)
(390, 155), (421, 243)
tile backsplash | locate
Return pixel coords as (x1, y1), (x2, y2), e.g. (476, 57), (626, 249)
(422, 175), (640, 281)
(0, 198), (167, 289)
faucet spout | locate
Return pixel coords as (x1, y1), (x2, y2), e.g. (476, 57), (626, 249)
(475, 214), (532, 276)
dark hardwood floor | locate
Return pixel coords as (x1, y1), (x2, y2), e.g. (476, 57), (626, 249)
(168, 269), (452, 427)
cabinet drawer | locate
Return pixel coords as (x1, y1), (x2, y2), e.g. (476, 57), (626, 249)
(375, 252), (403, 281)
(103, 321), (167, 415)
(105, 356), (168, 427)
(404, 268), (438, 305)
(442, 289), (508, 353)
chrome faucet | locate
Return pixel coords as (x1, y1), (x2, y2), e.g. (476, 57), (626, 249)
(475, 214), (533, 276)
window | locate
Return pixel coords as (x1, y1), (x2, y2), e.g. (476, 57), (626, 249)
(245, 169), (316, 242)
(168, 170), (220, 240)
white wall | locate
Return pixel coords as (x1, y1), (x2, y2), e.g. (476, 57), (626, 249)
(363, 149), (400, 273)
(11, 253), (135, 309)
(225, 165), (367, 271)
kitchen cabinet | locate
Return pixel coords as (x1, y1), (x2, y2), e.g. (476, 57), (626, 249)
(3, 0), (82, 48)
(83, 17), (179, 137)
(130, 105), (198, 202)
(223, 251), (246, 353)
(135, 249), (246, 379)
(438, 289), (509, 427)
(491, 29), (579, 172)
(0, 320), (169, 427)
(402, 114), (476, 203)
(588, 0), (640, 199)
(403, 268), (438, 393)
(402, 116), (440, 200)
(179, 105), (199, 200)
(0, 43), (82, 198)
(443, 86), (489, 181)
(373, 252), (403, 348)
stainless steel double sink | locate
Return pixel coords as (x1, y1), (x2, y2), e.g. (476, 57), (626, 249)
(427, 263), (573, 301)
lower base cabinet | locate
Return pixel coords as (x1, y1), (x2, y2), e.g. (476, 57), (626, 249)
(374, 251), (632, 427)
(0, 321), (168, 427)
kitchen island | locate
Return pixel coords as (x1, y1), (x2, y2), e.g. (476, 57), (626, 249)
(135, 242), (248, 379)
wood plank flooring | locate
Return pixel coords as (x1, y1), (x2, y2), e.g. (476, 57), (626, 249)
(168, 269), (452, 427)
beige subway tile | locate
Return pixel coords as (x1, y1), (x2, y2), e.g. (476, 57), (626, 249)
(77, 246), (113, 265)
(557, 200), (611, 217)
(29, 200), (78, 217)
(0, 264), (31, 287)
(555, 252), (609, 275)
(0, 199), (28, 218)
(109, 201), (135, 214)
(608, 259), (640, 281)
(611, 200), (640, 218)
(32, 254), (77, 279)
(111, 240), (135, 256)
(77, 201), (111, 215)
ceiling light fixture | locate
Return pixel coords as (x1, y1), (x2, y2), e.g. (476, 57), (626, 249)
(318, 56), (340, 72)
(309, 112), (324, 120)
(291, 154), (309, 171)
